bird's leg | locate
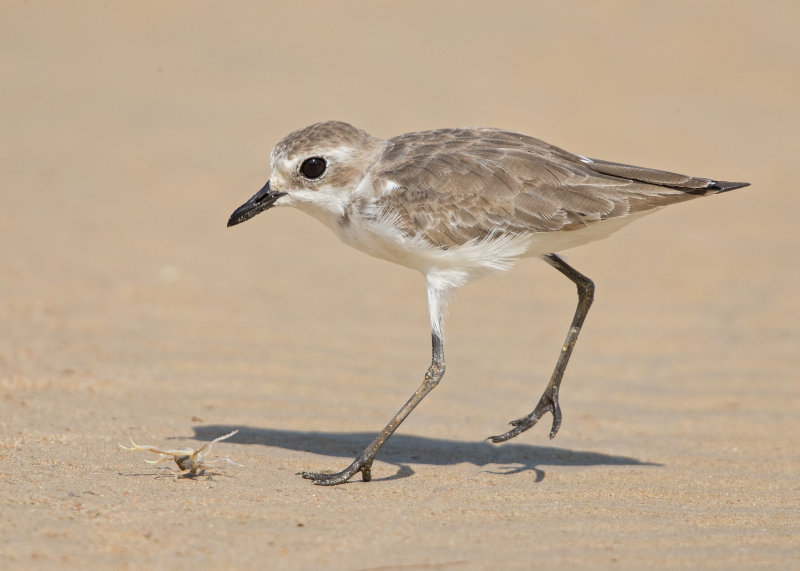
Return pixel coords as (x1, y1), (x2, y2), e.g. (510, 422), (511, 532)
(301, 282), (448, 485)
(490, 253), (594, 443)
(300, 332), (445, 485)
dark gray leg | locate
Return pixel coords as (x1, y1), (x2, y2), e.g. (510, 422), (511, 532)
(301, 332), (446, 485)
(489, 253), (595, 443)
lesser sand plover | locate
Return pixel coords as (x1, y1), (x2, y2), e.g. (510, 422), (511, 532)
(228, 121), (748, 485)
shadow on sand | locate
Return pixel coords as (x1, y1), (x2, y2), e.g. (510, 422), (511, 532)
(188, 425), (659, 483)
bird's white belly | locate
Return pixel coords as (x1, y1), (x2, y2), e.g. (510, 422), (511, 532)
(300, 201), (652, 285)
(518, 210), (654, 258)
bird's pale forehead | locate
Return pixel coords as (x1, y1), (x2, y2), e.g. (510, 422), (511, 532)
(273, 120), (378, 159)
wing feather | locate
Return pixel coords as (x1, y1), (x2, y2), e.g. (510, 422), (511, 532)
(372, 128), (739, 249)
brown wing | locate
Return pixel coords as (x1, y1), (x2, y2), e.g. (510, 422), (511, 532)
(373, 128), (747, 249)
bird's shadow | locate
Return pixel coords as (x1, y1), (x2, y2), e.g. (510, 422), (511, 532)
(187, 425), (660, 483)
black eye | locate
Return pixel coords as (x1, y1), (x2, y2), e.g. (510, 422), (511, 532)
(300, 157), (326, 179)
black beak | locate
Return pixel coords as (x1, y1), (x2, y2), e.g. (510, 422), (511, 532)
(227, 181), (287, 227)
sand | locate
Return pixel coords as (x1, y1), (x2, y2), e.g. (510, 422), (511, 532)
(1, 1), (798, 568)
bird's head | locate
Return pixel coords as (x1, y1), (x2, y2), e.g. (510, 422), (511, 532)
(227, 121), (383, 227)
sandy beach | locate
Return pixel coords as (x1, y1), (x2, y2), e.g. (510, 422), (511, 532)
(1, 2), (798, 568)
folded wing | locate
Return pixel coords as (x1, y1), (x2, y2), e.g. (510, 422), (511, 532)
(373, 128), (747, 249)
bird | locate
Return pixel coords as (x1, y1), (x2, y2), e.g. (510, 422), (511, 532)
(227, 120), (748, 485)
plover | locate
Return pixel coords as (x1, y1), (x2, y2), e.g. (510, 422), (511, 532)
(227, 121), (748, 485)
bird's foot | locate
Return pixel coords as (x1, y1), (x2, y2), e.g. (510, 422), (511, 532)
(488, 385), (562, 443)
(299, 457), (373, 486)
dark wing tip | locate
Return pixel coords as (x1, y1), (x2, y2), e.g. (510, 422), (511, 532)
(583, 157), (747, 193)
(712, 181), (750, 193)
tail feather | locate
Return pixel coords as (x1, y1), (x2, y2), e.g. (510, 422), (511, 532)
(585, 157), (749, 195)
(712, 181), (750, 193)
